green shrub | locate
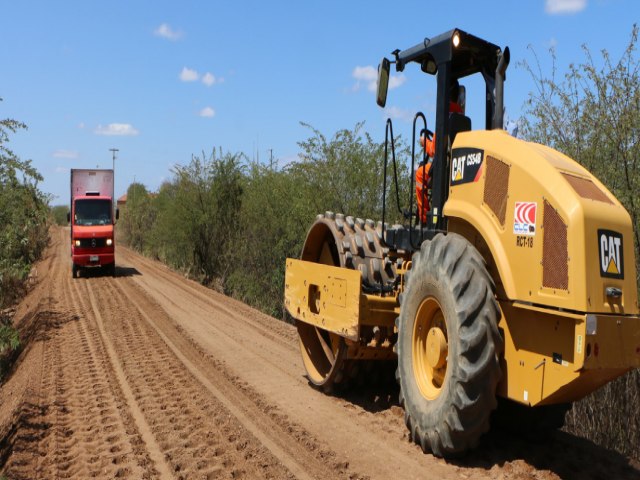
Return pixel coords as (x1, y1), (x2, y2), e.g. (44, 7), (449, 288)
(0, 104), (49, 310)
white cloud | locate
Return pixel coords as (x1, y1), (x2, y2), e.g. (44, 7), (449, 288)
(353, 65), (377, 82)
(179, 67), (199, 82)
(352, 65), (377, 92)
(77, 122), (85, 129)
(94, 123), (140, 136)
(352, 65), (406, 93)
(202, 72), (216, 86)
(53, 149), (79, 159)
(545, 0), (587, 14)
(55, 166), (68, 173)
(384, 106), (413, 123)
(199, 107), (215, 118)
(154, 23), (183, 41)
(202, 72), (224, 86)
(389, 75), (406, 90)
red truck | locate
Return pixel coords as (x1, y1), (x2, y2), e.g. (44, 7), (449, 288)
(68, 169), (118, 278)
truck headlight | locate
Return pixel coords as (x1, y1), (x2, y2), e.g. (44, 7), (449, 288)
(74, 240), (81, 247)
(106, 238), (113, 246)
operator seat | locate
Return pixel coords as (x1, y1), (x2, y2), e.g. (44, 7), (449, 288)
(449, 112), (471, 144)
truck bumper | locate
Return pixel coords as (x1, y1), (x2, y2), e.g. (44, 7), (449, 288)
(72, 253), (115, 268)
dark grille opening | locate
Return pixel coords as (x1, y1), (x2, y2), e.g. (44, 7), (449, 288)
(562, 173), (613, 205)
(483, 156), (510, 226)
(542, 200), (569, 290)
(78, 238), (108, 248)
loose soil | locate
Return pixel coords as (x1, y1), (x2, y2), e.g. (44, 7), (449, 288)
(0, 227), (638, 479)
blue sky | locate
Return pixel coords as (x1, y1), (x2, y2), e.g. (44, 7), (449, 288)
(1, 0), (638, 204)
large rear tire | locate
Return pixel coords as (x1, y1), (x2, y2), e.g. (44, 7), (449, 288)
(397, 233), (503, 457)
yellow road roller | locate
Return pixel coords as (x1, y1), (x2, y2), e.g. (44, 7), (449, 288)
(284, 29), (640, 457)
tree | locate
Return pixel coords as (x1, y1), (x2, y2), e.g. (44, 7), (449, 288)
(521, 24), (640, 290)
(50, 205), (69, 226)
(125, 149), (245, 287)
(295, 122), (410, 223)
(0, 104), (49, 308)
(120, 182), (155, 252)
(227, 163), (310, 316)
(0, 102), (49, 372)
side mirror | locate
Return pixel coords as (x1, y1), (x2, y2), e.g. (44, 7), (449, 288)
(376, 57), (391, 108)
(66, 211), (70, 224)
(458, 85), (466, 115)
(115, 208), (120, 222)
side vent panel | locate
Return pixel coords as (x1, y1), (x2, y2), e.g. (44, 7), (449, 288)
(483, 156), (510, 226)
(562, 173), (613, 205)
(542, 200), (569, 290)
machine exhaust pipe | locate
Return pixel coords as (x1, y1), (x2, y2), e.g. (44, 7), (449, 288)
(493, 46), (510, 130)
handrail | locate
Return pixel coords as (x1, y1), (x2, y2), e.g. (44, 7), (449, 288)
(381, 118), (402, 246)
(410, 113), (428, 249)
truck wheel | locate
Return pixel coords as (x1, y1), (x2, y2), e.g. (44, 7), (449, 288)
(72, 263), (79, 279)
(397, 233), (503, 457)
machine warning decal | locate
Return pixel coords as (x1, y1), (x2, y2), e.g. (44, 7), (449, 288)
(513, 202), (537, 236)
(451, 148), (484, 186)
(598, 229), (624, 279)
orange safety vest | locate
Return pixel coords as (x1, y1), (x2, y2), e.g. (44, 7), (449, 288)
(417, 102), (463, 223)
(415, 162), (431, 224)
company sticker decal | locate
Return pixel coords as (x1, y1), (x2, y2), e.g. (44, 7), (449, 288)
(513, 202), (537, 236)
(451, 148), (484, 186)
(598, 229), (624, 279)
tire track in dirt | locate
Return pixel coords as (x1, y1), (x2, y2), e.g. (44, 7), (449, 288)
(122, 250), (299, 350)
(119, 249), (308, 398)
(79, 273), (306, 479)
(3, 228), (156, 479)
(75, 280), (173, 478)
(110, 275), (361, 480)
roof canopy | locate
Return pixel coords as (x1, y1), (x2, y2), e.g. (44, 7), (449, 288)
(394, 29), (502, 80)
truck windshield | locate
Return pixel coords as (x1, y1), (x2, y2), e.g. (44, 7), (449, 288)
(74, 199), (112, 226)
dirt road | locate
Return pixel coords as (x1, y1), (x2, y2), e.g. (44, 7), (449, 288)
(0, 227), (638, 479)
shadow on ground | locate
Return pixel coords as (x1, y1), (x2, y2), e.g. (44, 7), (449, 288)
(75, 265), (141, 278)
(114, 265), (141, 277)
(326, 360), (639, 480)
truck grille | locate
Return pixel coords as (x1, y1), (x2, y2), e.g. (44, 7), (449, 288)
(77, 238), (108, 248)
